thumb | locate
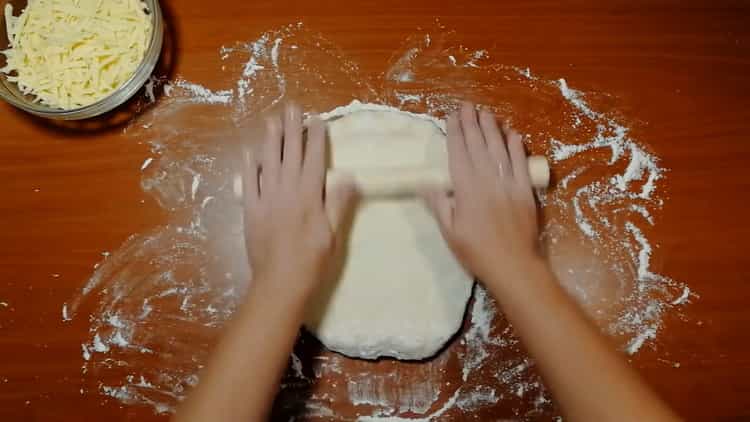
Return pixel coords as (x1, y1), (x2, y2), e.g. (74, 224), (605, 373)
(419, 186), (454, 238)
(325, 175), (358, 233)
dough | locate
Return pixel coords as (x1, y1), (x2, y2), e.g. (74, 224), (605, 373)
(303, 105), (474, 360)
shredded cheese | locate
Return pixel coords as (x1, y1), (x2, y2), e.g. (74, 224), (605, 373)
(1, 0), (152, 110)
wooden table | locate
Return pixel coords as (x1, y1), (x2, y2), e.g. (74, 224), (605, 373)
(1, 0), (749, 420)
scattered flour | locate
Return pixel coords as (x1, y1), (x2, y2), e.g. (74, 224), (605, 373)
(61, 303), (70, 321)
(140, 157), (154, 171)
(170, 79), (233, 104)
(65, 22), (692, 420)
(671, 287), (692, 305)
(144, 76), (158, 104)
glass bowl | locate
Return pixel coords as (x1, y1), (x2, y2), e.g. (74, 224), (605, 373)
(0, 0), (164, 120)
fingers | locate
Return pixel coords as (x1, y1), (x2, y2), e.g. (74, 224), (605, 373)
(282, 103), (303, 181)
(479, 110), (511, 177)
(505, 127), (532, 189)
(446, 113), (472, 198)
(261, 114), (283, 192)
(459, 102), (493, 176)
(325, 179), (357, 232)
(242, 148), (260, 207)
(303, 117), (327, 198)
(420, 186), (454, 236)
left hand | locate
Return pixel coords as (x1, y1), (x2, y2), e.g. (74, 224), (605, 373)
(242, 103), (354, 296)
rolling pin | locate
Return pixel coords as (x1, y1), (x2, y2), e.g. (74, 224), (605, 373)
(234, 155), (549, 199)
(325, 155), (550, 198)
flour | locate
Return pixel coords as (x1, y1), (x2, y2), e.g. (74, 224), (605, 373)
(460, 287), (502, 380)
(629, 204), (655, 225)
(140, 157), (154, 171)
(456, 386), (498, 410)
(671, 286), (692, 305)
(144, 76), (157, 104)
(388, 47), (420, 82)
(572, 187), (597, 239)
(358, 388), (462, 422)
(625, 325), (658, 355)
(66, 22), (692, 420)
(557, 78), (599, 120)
(395, 92), (423, 106)
(625, 222), (658, 282)
(170, 79), (234, 104)
(271, 38), (283, 68)
(81, 344), (91, 361)
(91, 334), (109, 353)
(346, 373), (443, 413)
(190, 174), (201, 200)
(465, 49), (488, 68)
(290, 352), (306, 380)
(543, 76), (685, 362)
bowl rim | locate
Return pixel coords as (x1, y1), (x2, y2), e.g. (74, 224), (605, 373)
(0, 0), (164, 120)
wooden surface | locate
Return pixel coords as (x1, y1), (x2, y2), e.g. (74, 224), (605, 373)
(1, 0), (750, 420)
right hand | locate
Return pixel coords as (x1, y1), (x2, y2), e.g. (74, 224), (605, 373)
(423, 102), (542, 285)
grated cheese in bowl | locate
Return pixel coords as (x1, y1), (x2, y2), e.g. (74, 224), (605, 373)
(1, 0), (153, 110)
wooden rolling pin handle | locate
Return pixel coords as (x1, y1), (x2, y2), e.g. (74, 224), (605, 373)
(527, 155), (551, 188)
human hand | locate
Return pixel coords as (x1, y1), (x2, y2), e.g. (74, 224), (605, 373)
(423, 102), (542, 286)
(242, 104), (355, 297)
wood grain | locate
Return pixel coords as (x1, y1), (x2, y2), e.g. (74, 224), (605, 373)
(1, 0), (749, 420)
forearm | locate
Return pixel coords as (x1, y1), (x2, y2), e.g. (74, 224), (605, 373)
(483, 259), (680, 422)
(174, 272), (311, 422)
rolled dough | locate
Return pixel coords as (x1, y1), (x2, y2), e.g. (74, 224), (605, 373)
(303, 105), (474, 360)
